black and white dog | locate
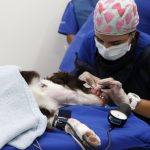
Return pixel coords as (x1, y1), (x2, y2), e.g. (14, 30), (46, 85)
(20, 71), (104, 148)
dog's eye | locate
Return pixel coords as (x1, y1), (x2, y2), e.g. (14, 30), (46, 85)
(40, 83), (47, 88)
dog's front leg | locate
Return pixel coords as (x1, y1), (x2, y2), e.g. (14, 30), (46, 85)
(65, 118), (101, 148)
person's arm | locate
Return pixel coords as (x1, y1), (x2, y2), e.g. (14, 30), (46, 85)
(96, 78), (150, 119)
(66, 34), (75, 44)
(78, 72), (150, 119)
(58, 2), (78, 44)
(134, 99), (150, 118)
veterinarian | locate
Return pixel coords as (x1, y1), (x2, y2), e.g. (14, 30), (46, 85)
(59, 0), (150, 125)
(58, 0), (98, 44)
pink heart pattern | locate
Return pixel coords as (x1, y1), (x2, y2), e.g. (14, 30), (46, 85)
(112, 3), (125, 17)
(102, 26), (113, 33)
(105, 0), (114, 4)
(104, 11), (114, 24)
(94, 0), (139, 35)
(96, 17), (103, 27)
(116, 20), (124, 31)
(123, 28), (130, 33)
(133, 5), (137, 16)
(132, 18), (139, 28)
(98, 3), (105, 14)
(125, 13), (132, 25)
(126, 4), (132, 9)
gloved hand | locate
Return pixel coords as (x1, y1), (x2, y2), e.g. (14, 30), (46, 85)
(78, 72), (102, 96)
(95, 78), (130, 106)
(79, 73), (130, 105)
(78, 71), (101, 87)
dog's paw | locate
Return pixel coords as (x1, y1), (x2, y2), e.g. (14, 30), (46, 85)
(66, 118), (101, 148)
(76, 124), (101, 148)
(82, 131), (101, 148)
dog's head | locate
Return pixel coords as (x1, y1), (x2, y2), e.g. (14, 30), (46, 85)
(47, 72), (90, 93)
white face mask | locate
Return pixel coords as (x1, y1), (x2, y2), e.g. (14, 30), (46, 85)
(95, 38), (131, 61)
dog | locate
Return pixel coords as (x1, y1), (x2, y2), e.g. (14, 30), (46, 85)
(20, 71), (104, 148)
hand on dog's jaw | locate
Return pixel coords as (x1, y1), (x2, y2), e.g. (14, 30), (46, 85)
(86, 87), (107, 106)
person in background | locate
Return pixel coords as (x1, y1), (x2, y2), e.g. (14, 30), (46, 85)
(59, 0), (150, 125)
(58, 0), (98, 44)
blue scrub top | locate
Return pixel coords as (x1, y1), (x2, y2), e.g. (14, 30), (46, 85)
(58, 0), (98, 35)
(59, 13), (94, 72)
(135, 0), (150, 35)
(58, 1), (78, 35)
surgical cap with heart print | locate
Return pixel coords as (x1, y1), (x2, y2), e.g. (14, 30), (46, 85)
(94, 0), (139, 35)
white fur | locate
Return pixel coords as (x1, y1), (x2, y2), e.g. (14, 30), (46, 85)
(30, 78), (103, 107)
(28, 77), (101, 147)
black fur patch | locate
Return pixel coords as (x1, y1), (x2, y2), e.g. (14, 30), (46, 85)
(47, 72), (89, 93)
(40, 107), (55, 119)
(20, 71), (40, 84)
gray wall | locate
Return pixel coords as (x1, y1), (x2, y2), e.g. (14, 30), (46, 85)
(0, 0), (69, 77)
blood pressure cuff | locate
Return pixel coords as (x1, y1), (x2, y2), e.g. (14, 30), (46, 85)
(52, 109), (72, 130)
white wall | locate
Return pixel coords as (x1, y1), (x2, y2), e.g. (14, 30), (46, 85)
(0, 0), (69, 77)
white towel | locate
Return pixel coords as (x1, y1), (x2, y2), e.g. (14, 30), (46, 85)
(0, 66), (47, 149)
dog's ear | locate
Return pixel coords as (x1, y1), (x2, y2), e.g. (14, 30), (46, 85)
(50, 78), (65, 85)
(47, 72), (68, 85)
(47, 72), (89, 93)
(20, 71), (40, 84)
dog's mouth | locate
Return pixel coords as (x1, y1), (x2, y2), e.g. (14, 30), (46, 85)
(84, 85), (107, 105)
(83, 83), (103, 96)
(89, 88), (102, 96)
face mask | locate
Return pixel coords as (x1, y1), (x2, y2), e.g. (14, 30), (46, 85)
(95, 38), (131, 61)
